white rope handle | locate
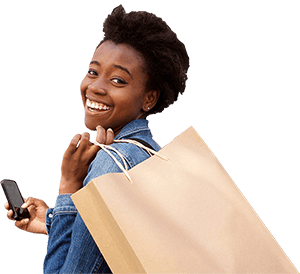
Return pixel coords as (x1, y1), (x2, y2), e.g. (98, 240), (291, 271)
(94, 139), (168, 183)
(94, 141), (132, 182)
(114, 139), (168, 161)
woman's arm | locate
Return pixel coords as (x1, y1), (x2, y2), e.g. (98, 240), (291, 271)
(44, 126), (114, 273)
(44, 149), (126, 273)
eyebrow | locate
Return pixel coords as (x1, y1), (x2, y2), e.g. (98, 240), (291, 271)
(89, 61), (133, 79)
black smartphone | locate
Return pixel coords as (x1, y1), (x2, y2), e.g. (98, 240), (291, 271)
(1, 179), (30, 220)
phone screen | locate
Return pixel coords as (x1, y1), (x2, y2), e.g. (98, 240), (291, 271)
(5, 181), (24, 208)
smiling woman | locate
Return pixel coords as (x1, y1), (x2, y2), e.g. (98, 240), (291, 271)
(4, 4), (189, 274)
(81, 41), (158, 134)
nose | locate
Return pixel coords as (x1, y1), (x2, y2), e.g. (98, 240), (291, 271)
(88, 78), (107, 96)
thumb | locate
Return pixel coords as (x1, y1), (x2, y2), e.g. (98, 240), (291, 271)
(22, 197), (48, 209)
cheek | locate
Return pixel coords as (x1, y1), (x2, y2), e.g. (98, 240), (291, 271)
(80, 78), (88, 102)
(116, 90), (144, 112)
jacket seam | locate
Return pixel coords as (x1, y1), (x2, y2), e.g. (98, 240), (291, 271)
(53, 210), (77, 217)
(116, 127), (150, 139)
(92, 254), (105, 273)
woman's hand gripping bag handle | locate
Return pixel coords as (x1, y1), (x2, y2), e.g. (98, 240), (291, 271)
(94, 138), (168, 183)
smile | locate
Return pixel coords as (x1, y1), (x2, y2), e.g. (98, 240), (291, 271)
(86, 98), (111, 111)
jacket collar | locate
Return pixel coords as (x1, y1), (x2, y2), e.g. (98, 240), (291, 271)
(115, 119), (151, 140)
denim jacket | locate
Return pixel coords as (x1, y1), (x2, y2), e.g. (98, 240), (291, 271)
(44, 119), (160, 273)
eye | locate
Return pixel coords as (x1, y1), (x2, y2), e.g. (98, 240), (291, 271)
(111, 77), (128, 85)
(88, 69), (98, 76)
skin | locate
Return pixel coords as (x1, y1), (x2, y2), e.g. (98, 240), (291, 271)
(4, 40), (159, 235)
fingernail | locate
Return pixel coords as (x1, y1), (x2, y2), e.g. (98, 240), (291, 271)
(23, 218), (29, 224)
(108, 128), (113, 132)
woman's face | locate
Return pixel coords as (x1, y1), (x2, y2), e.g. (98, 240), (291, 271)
(80, 40), (151, 134)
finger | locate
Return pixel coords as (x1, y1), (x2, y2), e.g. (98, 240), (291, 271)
(106, 128), (114, 145)
(15, 218), (29, 229)
(7, 209), (14, 220)
(70, 134), (82, 148)
(19, 218), (29, 225)
(89, 141), (101, 156)
(22, 197), (48, 209)
(15, 218), (29, 231)
(96, 125), (106, 144)
(4, 202), (10, 210)
(21, 197), (35, 209)
(64, 134), (82, 158)
(76, 132), (90, 153)
(80, 132), (90, 145)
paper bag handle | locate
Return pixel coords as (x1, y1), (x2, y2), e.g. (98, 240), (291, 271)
(94, 139), (168, 183)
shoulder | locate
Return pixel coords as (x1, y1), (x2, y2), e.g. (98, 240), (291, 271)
(83, 141), (150, 186)
(83, 149), (119, 186)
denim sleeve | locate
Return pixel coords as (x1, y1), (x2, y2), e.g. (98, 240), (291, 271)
(43, 150), (129, 273)
(44, 194), (78, 273)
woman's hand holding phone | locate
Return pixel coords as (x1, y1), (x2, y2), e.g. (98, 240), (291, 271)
(4, 197), (49, 235)
(4, 126), (114, 234)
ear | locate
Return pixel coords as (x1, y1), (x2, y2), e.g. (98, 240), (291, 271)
(142, 90), (160, 112)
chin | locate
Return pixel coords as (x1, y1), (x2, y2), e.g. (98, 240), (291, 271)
(83, 105), (113, 131)
(84, 119), (97, 131)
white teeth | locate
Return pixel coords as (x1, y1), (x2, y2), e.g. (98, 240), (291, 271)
(86, 98), (110, 111)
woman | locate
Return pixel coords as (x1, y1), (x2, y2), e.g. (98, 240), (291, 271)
(5, 5), (189, 273)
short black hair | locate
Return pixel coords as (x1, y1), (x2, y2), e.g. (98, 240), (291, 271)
(98, 5), (189, 115)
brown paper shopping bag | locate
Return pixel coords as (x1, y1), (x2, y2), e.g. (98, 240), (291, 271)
(72, 127), (298, 273)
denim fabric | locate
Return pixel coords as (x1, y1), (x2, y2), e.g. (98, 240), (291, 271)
(44, 119), (160, 273)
